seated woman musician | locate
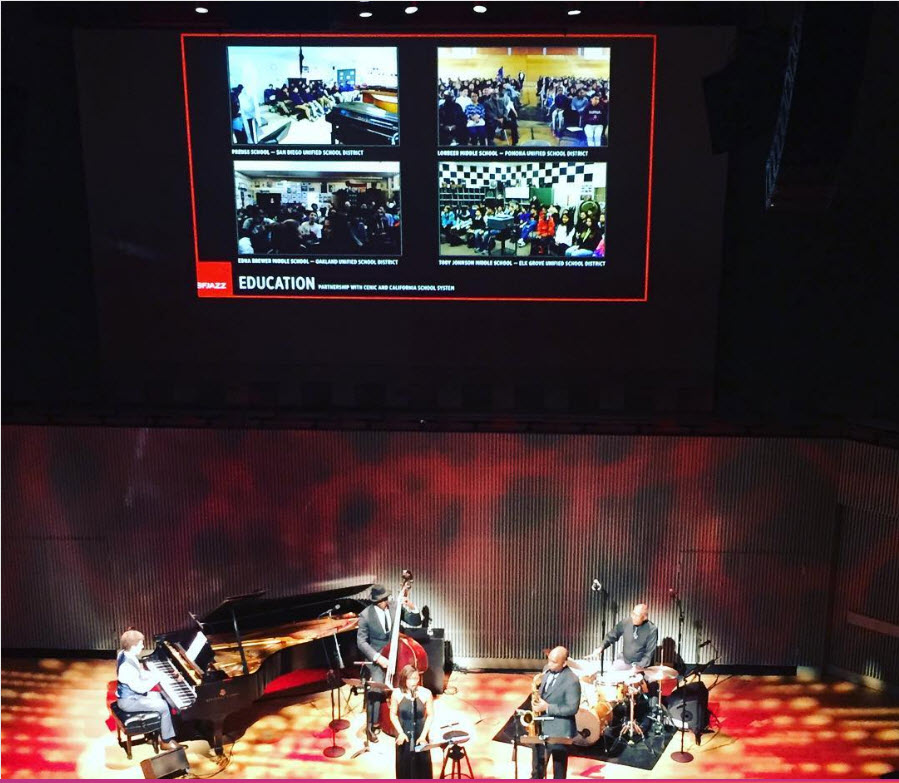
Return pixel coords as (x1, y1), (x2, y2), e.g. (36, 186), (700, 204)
(389, 664), (434, 779)
(116, 629), (181, 751)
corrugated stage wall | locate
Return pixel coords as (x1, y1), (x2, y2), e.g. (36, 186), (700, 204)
(2, 427), (896, 681)
(830, 441), (899, 684)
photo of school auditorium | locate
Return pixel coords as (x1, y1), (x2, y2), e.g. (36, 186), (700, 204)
(234, 161), (401, 256)
(228, 46), (399, 146)
(439, 160), (606, 258)
(438, 47), (610, 148)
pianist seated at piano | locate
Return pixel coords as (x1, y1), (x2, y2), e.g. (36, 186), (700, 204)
(116, 629), (181, 751)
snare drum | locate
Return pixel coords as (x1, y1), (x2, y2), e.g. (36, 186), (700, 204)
(594, 698), (613, 726)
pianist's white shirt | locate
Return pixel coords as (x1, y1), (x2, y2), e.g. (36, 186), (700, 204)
(118, 649), (162, 696)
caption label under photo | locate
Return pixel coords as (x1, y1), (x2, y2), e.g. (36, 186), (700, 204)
(237, 257), (399, 266)
(439, 258), (606, 267)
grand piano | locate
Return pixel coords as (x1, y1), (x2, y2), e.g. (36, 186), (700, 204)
(325, 102), (399, 146)
(145, 583), (372, 754)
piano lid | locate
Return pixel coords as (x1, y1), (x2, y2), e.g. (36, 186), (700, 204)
(199, 582), (373, 636)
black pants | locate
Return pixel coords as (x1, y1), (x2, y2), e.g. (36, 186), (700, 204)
(363, 663), (386, 729)
(531, 741), (569, 779)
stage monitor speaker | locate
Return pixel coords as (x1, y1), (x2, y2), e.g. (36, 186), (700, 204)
(665, 682), (709, 743)
(140, 747), (190, 779)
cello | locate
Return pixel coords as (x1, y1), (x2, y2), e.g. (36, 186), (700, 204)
(378, 569), (429, 737)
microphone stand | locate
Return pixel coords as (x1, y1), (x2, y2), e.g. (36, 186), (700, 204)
(511, 718), (521, 779)
(599, 586), (608, 677)
(328, 621), (350, 732)
(350, 668), (373, 759)
(670, 697), (693, 764)
(320, 618), (346, 758)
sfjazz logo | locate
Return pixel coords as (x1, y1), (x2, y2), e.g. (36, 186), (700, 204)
(198, 281), (228, 290)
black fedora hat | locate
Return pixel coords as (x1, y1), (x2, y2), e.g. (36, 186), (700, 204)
(370, 584), (390, 602)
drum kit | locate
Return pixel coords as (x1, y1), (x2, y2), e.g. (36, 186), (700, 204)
(568, 659), (680, 749)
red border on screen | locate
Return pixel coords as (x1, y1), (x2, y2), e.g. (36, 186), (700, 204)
(182, 33), (657, 302)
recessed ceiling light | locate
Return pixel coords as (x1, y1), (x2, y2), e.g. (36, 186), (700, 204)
(359, 10), (373, 17)
(567, 8), (581, 15)
(473, 5), (487, 13)
(195, 6), (209, 13)
(405, 5), (419, 13)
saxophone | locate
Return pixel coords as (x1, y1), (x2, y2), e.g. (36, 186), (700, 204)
(519, 673), (544, 737)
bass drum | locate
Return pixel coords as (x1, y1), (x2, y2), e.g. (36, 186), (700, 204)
(572, 708), (602, 746)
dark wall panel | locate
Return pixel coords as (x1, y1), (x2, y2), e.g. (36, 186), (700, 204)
(830, 442), (899, 683)
(3, 426), (891, 680)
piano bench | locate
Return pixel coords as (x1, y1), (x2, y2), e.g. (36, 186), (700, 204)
(109, 701), (161, 760)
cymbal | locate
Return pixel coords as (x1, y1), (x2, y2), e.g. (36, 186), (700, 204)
(642, 665), (679, 682)
(597, 670), (635, 684)
(568, 659), (603, 677)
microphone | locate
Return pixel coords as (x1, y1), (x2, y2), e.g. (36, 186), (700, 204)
(591, 579), (602, 592)
(317, 604), (340, 618)
(698, 639), (712, 649)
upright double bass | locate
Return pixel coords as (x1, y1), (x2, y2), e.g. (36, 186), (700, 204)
(378, 569), (429, 736)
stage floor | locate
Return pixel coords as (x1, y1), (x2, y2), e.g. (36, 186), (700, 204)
(1, 659), (897, 779)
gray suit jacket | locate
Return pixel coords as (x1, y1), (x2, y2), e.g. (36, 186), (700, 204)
(356, 601), (422, 662)
(538, 665), (581, 738)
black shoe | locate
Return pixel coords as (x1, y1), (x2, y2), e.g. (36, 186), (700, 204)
(366, 727), (379, 743)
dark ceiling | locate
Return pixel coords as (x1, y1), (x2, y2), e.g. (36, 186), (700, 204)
(2, 2), (897, 437)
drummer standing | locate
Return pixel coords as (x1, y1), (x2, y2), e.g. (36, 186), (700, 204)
(595, 603), (658, 671)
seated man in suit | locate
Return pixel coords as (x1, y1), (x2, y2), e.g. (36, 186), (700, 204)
(531, 646), (581, 779)
(116, 629), (180, 751)
(356, 584), (421, 742)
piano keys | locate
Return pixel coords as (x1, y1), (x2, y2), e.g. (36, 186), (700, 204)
(148, 583), (373, 754)
(325, 102), (399, 146)
(144, 646), (197, 710)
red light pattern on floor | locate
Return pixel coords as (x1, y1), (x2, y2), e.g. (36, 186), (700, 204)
(1, 660), (897, 779)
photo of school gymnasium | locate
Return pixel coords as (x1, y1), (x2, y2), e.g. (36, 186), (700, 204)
(437, 47), (610, 148)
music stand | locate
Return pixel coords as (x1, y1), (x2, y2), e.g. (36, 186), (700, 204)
(511, 714), (549, 778)
(520, 734), (573, 779)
